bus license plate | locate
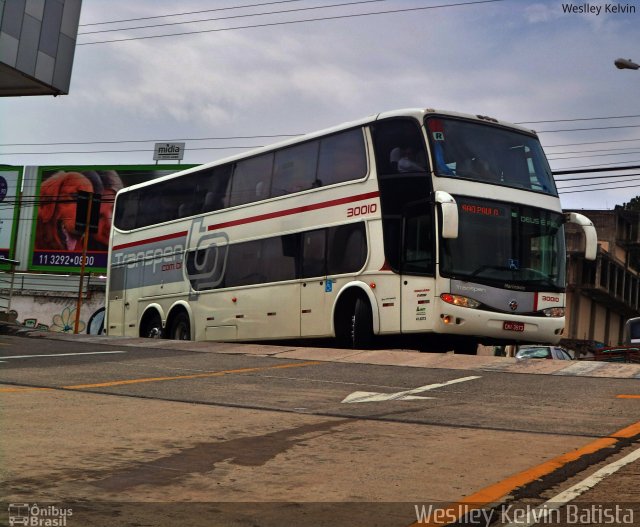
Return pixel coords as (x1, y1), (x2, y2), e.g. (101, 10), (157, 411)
(503, 321), (525, 332)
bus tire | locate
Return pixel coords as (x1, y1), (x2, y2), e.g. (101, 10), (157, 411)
(351, 297), (374, 349)
(141, 311), (162, 339)
(169, 311), (191, 341)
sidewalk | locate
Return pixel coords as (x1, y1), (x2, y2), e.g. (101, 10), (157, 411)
(3, 320), (640, 380)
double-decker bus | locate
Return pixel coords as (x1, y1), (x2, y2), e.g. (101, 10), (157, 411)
(106, 108), (597, 353)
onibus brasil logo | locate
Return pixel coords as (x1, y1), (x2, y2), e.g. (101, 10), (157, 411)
(7, 503), (73, 526)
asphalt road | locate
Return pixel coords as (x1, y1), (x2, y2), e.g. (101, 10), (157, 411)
(1, 329), (639, 527)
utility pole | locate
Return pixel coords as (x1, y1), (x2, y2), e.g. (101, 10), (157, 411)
(74, 191), (100, 334)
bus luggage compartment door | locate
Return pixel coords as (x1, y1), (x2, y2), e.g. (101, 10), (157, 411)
(301, 279), (335, 337)
(107, 264), (127, 336)
(401, 277), (436, 333)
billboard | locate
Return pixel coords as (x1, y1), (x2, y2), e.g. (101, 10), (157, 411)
(0, 167), (23, 269)
(28, 165), (196, 273)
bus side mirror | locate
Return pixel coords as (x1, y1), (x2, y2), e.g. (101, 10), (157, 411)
(565, 212), (597, 261)
(435, 191), (458, 239)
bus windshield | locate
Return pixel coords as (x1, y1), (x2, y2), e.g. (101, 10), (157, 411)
(440, 198), (566, 290)
(426, 117), (557, 195)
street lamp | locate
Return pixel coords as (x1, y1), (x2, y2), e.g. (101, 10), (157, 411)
(615, 58), (639, 70)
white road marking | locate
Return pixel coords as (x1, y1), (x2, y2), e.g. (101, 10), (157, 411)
(0, 351), (127, 360)
(504, 446), (640, 527)
(341, 375), (481, 403)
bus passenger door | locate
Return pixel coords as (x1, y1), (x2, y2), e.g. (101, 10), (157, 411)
(400, 205), (437, 333)
(300, 229), (333, 337)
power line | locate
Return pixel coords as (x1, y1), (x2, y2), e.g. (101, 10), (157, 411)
(3, 130), (639, 153)
(516, 114), (640, 125)
(537, 124), (640, 133)
(78, 0), (390, 36)
(544, 138), (640, 149)
(79, 0), (304, 26)
(76, 0), (507, 46)
(556, 172), (640, 182)
(556, 175), (640, 187)
(554, 161), (640, 172)
(548, 146), (640, 156)
(0, 146), (263, 156)
(559, 183), (640, 194)
(0, 135), (299, 147)
(548, 150), (640, 161)
(553, 164), (640, 175)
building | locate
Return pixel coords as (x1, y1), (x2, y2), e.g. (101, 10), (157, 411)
(565, 207), (640, 350)
(0, 0), (82, 96)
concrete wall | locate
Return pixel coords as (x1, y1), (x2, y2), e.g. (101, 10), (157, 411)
(1, 273), (106, 334)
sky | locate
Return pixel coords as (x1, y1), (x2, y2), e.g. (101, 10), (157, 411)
(1, 0), (639, 210)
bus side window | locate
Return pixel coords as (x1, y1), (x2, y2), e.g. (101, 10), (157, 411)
(138, 188), (162, 227)
(302, 230), (326, 278)
(327, 223), (367, 274)
(261, 236), (298, 283)
(199, 165), (232, 213)
(229, 153), (274, 207)
(225, 240), (265, 286)
(115, 191), (139, 230)
(372, 118), (429, 176)
(272, 141), (319, 196)
(317, 128), (367, 186)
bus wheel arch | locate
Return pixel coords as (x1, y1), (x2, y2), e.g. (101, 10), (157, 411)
(333, 282), (379, 349)
(165, 303), (193, 341)
(139, 305), (164, 339)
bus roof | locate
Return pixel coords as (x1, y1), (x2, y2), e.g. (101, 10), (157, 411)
(119, 108), (539, 194)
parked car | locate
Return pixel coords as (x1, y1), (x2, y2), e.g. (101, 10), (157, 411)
(515, 345), (574, 360)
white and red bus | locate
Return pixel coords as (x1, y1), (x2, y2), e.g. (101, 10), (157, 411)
(106, 108), (597, 353)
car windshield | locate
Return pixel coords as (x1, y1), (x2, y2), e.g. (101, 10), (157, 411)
(426, 117), (557, 196)
(517, 347), (551, 359)
(440, 197), (566, 290)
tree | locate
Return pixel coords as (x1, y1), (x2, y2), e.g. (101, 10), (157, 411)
(622, 196), (640, 211)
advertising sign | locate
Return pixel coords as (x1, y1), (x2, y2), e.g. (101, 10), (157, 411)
(154, 142), (185, 161)
(28, 164), (196, 273)
(0, 167), (23, 269)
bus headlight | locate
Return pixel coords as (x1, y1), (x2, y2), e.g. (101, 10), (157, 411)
(440, 293), (480, 309)
(542, 307), (565, 317)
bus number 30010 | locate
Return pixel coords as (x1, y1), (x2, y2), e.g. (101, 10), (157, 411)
(347, 203), (377, 217)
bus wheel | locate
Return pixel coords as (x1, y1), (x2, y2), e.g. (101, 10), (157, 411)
(351, 297), (374, 349)
(169, 312), (191, 341)
(141, 311), (162, 339)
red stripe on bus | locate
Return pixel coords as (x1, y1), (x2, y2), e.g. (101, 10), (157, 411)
(113, 231), (188, 251)
(112, 192), (379, 251)
(207, 191), (380, 231)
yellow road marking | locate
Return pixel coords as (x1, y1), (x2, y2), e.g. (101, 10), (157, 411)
(616, 394), (640, 400)
(0, 361), (321, 393)
(62, 361), (321, 390)
(0, 386), (52, 393)
(411, 421), (640, 527)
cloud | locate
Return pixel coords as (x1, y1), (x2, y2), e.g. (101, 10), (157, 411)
(2, 0), (640, 209)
